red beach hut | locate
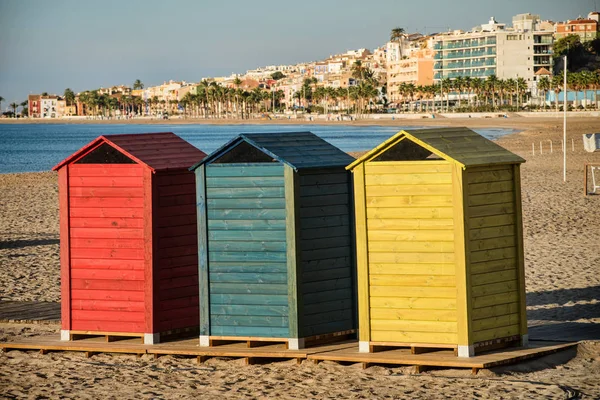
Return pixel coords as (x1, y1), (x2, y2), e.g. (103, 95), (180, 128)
(52, 132), (206, 344)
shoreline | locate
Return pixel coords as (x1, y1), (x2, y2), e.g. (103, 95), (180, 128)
(0, 115), (582, 131)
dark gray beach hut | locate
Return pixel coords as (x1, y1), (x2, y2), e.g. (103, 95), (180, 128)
(190, 132), (356, 349)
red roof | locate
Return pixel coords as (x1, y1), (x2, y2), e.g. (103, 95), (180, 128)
(53, 132), (206, 172)
(566, 19), (597, 25)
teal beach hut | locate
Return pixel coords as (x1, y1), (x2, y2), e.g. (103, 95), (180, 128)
(190, 132), (356, 349)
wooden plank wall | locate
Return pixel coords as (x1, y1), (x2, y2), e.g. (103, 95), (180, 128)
(364, 160), (458, 345)
(67, 164), (146, 333)
(154, 170), (199, 332)
(205, 164), (289, 338)
(297, 167), (355, 337)
(466, 165), (520, 343)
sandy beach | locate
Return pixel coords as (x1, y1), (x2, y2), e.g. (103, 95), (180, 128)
(1, 116), (600, 398)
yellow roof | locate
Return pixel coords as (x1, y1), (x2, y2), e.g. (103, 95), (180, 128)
(347, 127), (525, 170)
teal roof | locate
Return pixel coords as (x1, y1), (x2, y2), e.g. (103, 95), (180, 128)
(190, 132), (354, 171)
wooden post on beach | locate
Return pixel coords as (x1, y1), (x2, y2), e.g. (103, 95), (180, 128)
(539, 141), (542, 155)
(548, 140), (553, 154)
(532, 143), (535, 156)
(572, 139), (574, 152)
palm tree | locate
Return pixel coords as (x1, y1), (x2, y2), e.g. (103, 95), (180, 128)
(486, 75), (499, 110)
(351, 60), (367, 81)
(537, 77), (551, 110)
(63, 88), (75, 106)
(20, 100), (28, 117)
(505, 78), (516, 107)
(133, 79), (144, 90)
(441, 78), (452, 111)
(578, 71), (593, 109)
(9, 102), (19, 118)
(551, 75), (563, 112)
(390, 27), (405, 42)
(516, 77), (528, 109)
(454, 76), (465, 108)
(470, 78), (484, 110)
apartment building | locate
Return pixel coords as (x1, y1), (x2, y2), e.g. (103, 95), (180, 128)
(28, 95), (41, 118)
(556, 12), (600, 42)
(433, 16), (553, 85)
(40, 96), (59, 118)
(386, 34), (435, 105)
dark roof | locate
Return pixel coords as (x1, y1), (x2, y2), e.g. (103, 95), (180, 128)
(348, 127), (524, 169)
(190, 131), (354, 171)
(53, 132), (206, 172)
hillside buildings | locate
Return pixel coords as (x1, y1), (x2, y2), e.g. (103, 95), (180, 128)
(556, 12), (600, 42)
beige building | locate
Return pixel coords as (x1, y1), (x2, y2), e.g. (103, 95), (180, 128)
(433, 16), (553, 87)
(386, 35), (435, 105)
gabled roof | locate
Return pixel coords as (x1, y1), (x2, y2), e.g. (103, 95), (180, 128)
(53, 132), (206, 172)
(534, 67), (552, 76)
(190, 132), (354, 171)
(347, 127), (524, 170)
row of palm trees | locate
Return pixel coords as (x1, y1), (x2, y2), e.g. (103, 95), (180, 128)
(0, 96), (29, 117)
(537, 70), (600, 111)
(392, 75), (529, 112)
(76, 69), (382, 119)
(389, 70), (600, 112)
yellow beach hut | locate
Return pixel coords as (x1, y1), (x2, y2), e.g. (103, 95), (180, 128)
(347, 127), (527, 357)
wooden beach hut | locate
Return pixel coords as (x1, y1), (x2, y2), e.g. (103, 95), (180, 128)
(190, 132), (356, 349)
(53, 132), (207, 344)
(346, 127), (527, 357)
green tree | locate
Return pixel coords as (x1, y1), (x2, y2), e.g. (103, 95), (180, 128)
(271, 71), (286, 80)
(9, 102), (18, 118)
(390, 27), (405, 42)
(63, 88), (75, 106)
(133, 79), (144, 90)
(486, 75), (499, 110)
(537, 76), (551, 110)
(551, 75), (563, 112)
(20, 100), (28, 116)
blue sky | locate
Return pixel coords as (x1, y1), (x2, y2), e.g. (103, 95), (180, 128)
(0, 0), (594, 106)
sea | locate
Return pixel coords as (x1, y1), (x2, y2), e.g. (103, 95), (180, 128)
(0, 124), (519, 174)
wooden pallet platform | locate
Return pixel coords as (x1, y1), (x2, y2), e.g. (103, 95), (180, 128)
(307, 341), (577, 373)
(0, 335), (355, 364)
(0, 336), (576, 372)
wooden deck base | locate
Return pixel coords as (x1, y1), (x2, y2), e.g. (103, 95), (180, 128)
(205, 330), (356, 350)
(0, 336), (576, 372)
(68, 331), (145, 344)
(307, 341), (577, 372)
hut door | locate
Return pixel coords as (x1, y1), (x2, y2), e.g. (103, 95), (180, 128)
(205, 163), (290, 337)
(67, 161), (146, 333)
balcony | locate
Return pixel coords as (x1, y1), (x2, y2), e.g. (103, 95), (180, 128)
(434, 43), (442, 50)
(485, 59), (496, 66)
(534, 49), (552, 55)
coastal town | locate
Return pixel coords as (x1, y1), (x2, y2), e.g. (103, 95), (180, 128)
(2, 11), (599, 119)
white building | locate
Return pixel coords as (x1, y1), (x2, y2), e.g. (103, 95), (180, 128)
(40, 97), (58, 118)
(433, 15), (553, 86)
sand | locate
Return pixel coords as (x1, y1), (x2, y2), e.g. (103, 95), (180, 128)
(1, 116), (600, 398)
